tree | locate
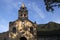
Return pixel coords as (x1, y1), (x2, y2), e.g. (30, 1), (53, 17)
(44, 0), (60, 12)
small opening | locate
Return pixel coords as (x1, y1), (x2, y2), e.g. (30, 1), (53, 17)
(30, 27), (33, 33)
(21, 14), (22, 16)
(12, 27), (16, 33)
(22, 8), (24, 9)
(20, 37), (27, 40)
(24, 14), (26, 17)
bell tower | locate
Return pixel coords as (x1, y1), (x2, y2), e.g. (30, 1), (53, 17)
(18, 3), (28, 21)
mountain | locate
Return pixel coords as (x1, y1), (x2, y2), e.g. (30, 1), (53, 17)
(37, 22), (60, 31)
(37, 22), (60, 37)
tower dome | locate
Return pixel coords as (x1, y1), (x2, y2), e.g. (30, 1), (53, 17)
(21, 3), (25, 8)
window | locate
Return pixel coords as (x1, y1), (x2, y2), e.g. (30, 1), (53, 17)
(12, 27), (16, 33)
(20, 14), (22, 16)
(22, 8), (24, 9)
(24, 14), (26, 17)
(30, 27), (33, 34)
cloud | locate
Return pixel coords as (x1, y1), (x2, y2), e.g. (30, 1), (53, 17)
(0, 24), (8, 33)
(2, 0), (19, 10)
(32, 3), (45, 18)
(0, 17), (9, 33)
(53, 18), (60, 23)
(27, 2), (45, 19)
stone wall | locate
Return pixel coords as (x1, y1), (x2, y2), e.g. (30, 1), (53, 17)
(0, 31), (9, 40)
(37, 36), (60, 40)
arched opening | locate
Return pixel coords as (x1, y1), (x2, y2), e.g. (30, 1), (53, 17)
(19, 37), (27, 40)
(20, 14), (22, 16)
(24, 14), (26, 17)
(12, 27), (16, 33)
(30, 27), (33, 34)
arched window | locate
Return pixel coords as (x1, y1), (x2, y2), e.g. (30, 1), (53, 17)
(30, 27), (33, 34)
(24, 14), (26, 17)
(20, 14), (22, 16)
(12, 27), (16, 33)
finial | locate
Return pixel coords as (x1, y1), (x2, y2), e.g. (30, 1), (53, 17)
(21, 2), (25, 8)
(34, 21), (36, 24)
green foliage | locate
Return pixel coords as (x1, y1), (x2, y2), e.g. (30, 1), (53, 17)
(37, 22), (60, 31)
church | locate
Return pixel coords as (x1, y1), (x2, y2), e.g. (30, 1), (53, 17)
(0, 3), (37, 40)
(0, 3), (60, 40)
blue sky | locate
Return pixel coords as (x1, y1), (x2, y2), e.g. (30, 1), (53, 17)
(0, 0), (60, 33)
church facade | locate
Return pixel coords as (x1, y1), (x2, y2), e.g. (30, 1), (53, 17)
(0, 3), (37, 40)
